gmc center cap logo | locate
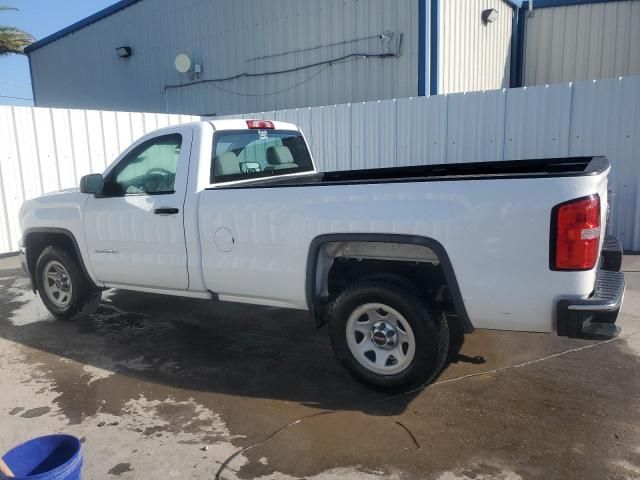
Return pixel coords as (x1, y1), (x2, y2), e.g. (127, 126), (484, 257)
(372, 331), (388, 346)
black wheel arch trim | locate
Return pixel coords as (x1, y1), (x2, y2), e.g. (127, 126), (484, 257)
(305, 233), (473, 333)
(22, 227), (98, 291)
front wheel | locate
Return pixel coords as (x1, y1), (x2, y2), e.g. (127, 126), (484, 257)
(35, 246), (102, 320)
(328, 276), (449, 392)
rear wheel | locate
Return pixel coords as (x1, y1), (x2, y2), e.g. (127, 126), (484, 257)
(328, 275), (449, 392)
(35, 246), (101, 320)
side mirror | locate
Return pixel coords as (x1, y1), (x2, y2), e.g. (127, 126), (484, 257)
(79, 174), (104, 194)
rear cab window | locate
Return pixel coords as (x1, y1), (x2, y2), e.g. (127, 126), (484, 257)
(210, 129), (313, 184)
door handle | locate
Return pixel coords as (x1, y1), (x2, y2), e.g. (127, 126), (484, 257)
(154, 207), (179, 215)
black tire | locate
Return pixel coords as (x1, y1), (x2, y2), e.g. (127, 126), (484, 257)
(327, 274), (449, 392)
(35, 246), (102, 320)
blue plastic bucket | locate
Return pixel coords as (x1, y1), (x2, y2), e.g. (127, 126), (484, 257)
(1, 435), (82, 480)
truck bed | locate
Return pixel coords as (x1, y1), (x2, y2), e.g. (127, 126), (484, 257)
(213, 156), (608, 189)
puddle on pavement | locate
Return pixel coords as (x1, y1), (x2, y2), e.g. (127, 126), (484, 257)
(1, 276), (54, 326)
(435, 464), (524, 480)
(2, 265), (640, 479)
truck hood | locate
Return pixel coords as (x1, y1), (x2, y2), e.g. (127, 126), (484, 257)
(19, 188), (87, 225)
(38, 187), (80, 197)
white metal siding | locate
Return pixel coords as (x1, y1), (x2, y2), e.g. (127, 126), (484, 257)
(29, 0), (419, 116)
(524, 1), (640, 86)
(569, 76), (640, 250)
(438, 0), (514, 93)
(3, 77), (639, 254)
(0, 107), (196, 254)
(504, 83), (572, 159)
(227, 76), (640, 250)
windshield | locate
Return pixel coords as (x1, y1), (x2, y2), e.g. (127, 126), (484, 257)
(210, 129), (314, 183)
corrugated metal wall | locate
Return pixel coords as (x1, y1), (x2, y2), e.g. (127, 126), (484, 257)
(439, 0), (514, 94)
(29, 0), (419, 116)
(523, 0), (640, 86)
(0, 107), (197, 254)
(2, 76), (639, 254)
(225, 76), (640, 250)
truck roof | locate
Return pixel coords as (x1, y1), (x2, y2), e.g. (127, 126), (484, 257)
(208, 119), (300, 132)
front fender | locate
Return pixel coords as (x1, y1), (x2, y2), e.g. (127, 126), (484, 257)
(20, 192), (100, 288)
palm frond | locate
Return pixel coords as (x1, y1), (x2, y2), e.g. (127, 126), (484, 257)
(0, 25), (34, 55)
(0, 6), (34, 55)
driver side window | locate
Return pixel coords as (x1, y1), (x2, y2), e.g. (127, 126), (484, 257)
(103, 134), (182, 196)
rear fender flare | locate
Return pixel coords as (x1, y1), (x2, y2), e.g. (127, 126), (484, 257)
(305, 233), (472, 332)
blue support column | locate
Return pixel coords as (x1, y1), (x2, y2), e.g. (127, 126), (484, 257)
(514, 6), (526, 87)
(28, 54), (37, 106)
(417, 0), (428, 96)
(429, 0), (439, 95)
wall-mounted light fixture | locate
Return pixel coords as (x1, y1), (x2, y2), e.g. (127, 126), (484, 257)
(115, 46), (132, 58)
(482, 8), (499, 24)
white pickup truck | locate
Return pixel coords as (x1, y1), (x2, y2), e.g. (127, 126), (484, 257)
(19, 119), (625, 391)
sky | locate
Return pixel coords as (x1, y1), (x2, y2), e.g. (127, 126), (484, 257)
(0, 0), (555, 108)
(0, 0), (115, 106)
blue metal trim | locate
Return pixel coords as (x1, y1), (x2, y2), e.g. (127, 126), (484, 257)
(514, 6), (526, 87)
(418, 0), (427, 96)
(429, 0), (439, 95)
(27, 54), (36, 106)
(501, 0), (520, 9)
(521, 0), (623, 8)
(509, 7), (518, 87)
(24, 0), (143, 53)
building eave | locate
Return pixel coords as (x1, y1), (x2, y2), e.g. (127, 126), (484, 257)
(521, 0), (625, 9)
(24, 0), (143, 54)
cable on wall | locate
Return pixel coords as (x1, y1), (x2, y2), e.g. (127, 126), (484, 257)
(165, 46), (402, 91)
(164, 33), (403, 93)
(203, 63), (334, 98)
(245, 32), (395, 62)
(194, 54), (390, 99)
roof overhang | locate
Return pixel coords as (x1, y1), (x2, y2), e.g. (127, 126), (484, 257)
(24, 0), (143, 54)
(521, 0), (623, 9)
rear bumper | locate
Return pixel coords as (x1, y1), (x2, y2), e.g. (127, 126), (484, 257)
(556, 268), (625, 339)
(601, 235), (623, 272)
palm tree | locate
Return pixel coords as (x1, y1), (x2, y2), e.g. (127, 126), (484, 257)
(0, 5), (34, 56)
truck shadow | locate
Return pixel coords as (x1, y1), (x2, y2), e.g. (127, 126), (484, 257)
(0, 267), (474, 419)
(4, 260), (640, 480)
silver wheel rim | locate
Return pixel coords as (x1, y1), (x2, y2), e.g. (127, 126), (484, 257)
(43, 260), (73, 308)
(345, 303), (416, 376)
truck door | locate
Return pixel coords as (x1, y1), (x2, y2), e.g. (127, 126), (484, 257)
(83, 127), (192, 290)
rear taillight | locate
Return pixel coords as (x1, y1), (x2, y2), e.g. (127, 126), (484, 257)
(246, 119), (274, 129)
(551, 195), (601, 270)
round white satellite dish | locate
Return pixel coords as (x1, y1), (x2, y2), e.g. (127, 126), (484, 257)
(175, 53), (192, 73)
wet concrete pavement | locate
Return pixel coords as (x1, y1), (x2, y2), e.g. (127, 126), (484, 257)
(1, 254), (640, 479)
